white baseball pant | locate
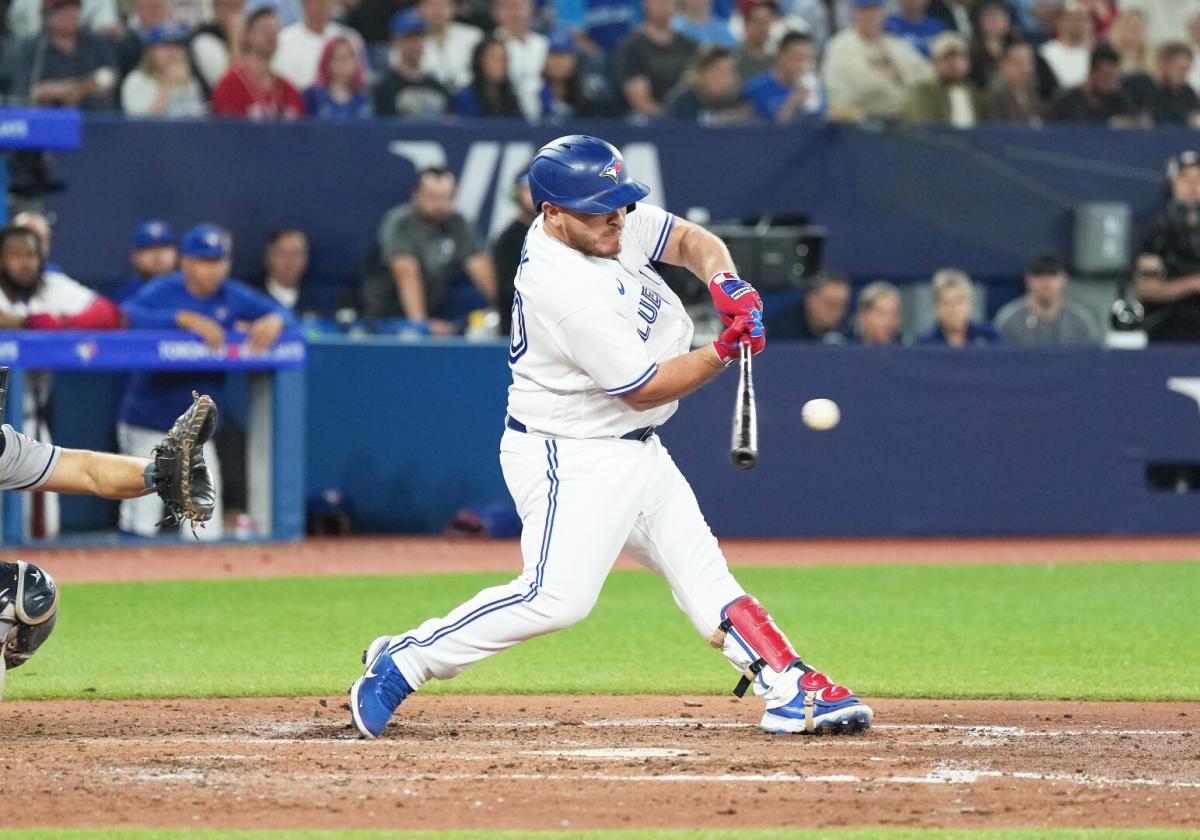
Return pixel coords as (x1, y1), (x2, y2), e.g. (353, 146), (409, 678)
(385, 428), (796, 703)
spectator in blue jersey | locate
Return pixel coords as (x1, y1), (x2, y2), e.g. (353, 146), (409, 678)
(916, 268), (1005, 347)
(303, 35), (372, 118)
(884, 0), (945, 59)
(555, 0), (639, 55)
(672, 0), (735, 48)
(743, 30), (825, 122)
(452, 36), (524, 117)
(373, 10), (454, 118)
(117, 224), (293, 539)
(115, 220), (177, 303)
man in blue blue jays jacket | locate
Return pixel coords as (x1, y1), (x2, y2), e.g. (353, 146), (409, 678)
(117, 224), (294, 539)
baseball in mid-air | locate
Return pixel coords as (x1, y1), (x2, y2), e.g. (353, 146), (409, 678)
(802, 398), (840, 431)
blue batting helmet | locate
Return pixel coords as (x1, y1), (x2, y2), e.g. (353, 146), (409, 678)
(528, 135), (650, 215)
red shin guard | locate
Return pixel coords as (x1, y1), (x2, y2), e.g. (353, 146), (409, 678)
(712, 595), (807, 697)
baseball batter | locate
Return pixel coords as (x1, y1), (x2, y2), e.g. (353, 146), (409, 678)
(351, 135), (872, 738)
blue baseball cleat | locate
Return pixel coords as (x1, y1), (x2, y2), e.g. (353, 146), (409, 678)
(761, 670), (873, 735)
(350, 635), (412, 739)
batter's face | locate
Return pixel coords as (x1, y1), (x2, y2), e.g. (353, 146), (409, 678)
(0, 235), (42, 288)
(1175, 165), (1200, 205)
(544, 204), (625, 259)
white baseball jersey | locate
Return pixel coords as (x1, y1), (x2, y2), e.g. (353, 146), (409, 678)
(506, 203), (693, 439)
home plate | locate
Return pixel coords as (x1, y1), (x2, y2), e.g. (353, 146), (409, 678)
(526, 748), (694, 759)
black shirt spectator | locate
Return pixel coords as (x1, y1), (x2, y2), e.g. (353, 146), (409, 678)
(666, 45), (751, 124)
(10, 0), (118, 110)
(492, 172), (534, 333)
(616, 0), (698, 117)
(1137, 152), (1200, 342)
(1048, 43), (1136, 125)
(1123, 41), (1200, 127)
(374, 10), (453, 118)
(451, 35), (523, 117)
(967, 0), (1014, 90)
(253, 228), (323, 317)
(765, 272), (851, 342)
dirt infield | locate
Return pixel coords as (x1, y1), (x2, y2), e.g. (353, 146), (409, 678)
(29, 535), (1200, 584)
(3, 695), (1198, 831)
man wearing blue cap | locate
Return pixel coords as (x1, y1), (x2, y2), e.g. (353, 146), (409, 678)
(115, 221), (178, 303)
(117, 224), (294, 538)
(373, 9), (452, 118)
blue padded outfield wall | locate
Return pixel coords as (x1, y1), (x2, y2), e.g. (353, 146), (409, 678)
(44, 119), (1200, 300)
(300, 341), (1200, 538)
(42, 340), (1200, 537)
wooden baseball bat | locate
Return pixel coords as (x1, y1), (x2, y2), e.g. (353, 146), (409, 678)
(730, 342), (757, 470)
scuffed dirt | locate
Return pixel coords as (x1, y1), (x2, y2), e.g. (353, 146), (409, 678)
(2, 695), (1197, 830)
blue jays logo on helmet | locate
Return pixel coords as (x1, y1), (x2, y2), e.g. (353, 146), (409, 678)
(527, 135), (651, 215)
(600, 157), (622, 184)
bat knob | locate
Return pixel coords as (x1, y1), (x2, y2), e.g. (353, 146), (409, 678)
(732, 449), (758, 470)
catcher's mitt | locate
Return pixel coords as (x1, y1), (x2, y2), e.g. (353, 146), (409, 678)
(154, 391), (218, 534)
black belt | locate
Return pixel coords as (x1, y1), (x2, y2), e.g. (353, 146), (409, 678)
(505, 416), (656, 442)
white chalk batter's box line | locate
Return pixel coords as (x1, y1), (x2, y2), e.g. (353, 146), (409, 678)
(57, 719), (1195, 747)
(88, 757), (1200, 792)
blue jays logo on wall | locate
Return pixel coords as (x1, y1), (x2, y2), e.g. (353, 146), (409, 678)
(387, 139), (665, 242)
(600, 157), (622, 183)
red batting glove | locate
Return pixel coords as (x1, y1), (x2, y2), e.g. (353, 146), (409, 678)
(712, 310), (765, 365)
(708, 272), (763, 327)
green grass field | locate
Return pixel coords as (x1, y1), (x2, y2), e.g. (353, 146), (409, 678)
(8, 561), (1198, 702)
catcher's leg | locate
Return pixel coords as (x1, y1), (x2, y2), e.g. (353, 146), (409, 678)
(351, 432), (649, 738)
(623, 439), (872, 734)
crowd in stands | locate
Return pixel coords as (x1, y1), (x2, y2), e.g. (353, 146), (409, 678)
(1, 0), (1199, 124)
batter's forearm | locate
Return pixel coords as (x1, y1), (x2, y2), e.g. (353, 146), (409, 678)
(620, 346), (725, 411)
(42, 449), (154, 500)
(664, 220), (737, 282)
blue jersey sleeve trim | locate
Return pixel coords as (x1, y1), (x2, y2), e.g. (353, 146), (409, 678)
(651, 213), (675, 262)
(605, 362), (658, 396)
